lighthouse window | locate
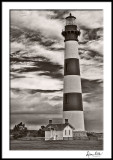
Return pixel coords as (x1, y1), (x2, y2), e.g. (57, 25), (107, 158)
(65, 95), (69, 104)
(69, 130), (70, 135)
(66, 17), (76, 25)
(66, 62), (68, 72)
(65, 130), (66, 135)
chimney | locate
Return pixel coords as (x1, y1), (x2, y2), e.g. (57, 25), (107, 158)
(49, 120), (52, 124)
(65, 119), (68, 124)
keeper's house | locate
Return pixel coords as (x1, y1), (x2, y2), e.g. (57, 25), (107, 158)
(44, 119), (74, 140)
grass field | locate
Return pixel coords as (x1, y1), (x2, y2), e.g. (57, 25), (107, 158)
(10, 139), (103, 150)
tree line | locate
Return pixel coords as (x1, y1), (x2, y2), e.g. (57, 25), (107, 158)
(11, 122), (45, 139)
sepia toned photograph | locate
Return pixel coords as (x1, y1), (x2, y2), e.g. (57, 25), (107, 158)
(10, 9), (103, 151)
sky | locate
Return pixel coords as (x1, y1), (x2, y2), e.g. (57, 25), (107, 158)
(10, 10), (103, 132)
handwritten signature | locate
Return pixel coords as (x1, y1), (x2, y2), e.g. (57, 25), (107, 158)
(86, 151), (103, 158)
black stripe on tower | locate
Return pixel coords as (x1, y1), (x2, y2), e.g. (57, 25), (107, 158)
(64, 58), (80, 75)
(63, 93), (83, 111)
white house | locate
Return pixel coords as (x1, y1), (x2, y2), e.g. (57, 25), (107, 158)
(44, 119), (75, 140)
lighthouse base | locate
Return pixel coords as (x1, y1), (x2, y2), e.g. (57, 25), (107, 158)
(73, 131), (88, 140)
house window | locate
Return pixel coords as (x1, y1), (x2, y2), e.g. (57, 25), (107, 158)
(65, 130), (66, 135)
(69, 130), (70, 135)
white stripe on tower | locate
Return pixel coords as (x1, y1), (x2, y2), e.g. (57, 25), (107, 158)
(64, 75), (82, 93)
(63, 111), (85, 131)
(65, 41), (79, 59)
(62, 13), (85, 131)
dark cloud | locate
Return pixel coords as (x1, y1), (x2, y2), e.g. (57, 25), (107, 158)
(83, 92), (103, 105)
(39, 71), (63, 80)
(11, 113), (62, 129)
(11, 75), (26, 79)
(23, 28), (57, 47)
(80, 28), (103, 41)
(11, 27), (24, 42)
(11, 88), (63, 94)
(11, 112), (61, 115)
(11, 56), (63, 80)
(82, 78), (103, 110)
(50, 96), (63, 101)
(10, 55), (48, 63)
(49, 47), (64, 51)
(11, 26), (56, 47)
(81, 78), (103, 93)
(11, 26), (41, 42)
(79, 50), (103, 61)
(52, 10), (69, 19)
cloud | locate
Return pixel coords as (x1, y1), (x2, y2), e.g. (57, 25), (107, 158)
(11, 75), (63, 90)
(52, 10), (69, 19)
(81, 78), (103, 93)
(11, 58), (63, 80)
(79, 50), (103, 63)
(50, 96), (63, 101)
(84, 108), (103, 132)
(11, 25), (59, 49)
(11, 40), (64, 65)
(80, 28), (103, 41)
(80, 58), (103, 80)
(12, 88), (63, 94)
(79, 38), (103, 55)
(11, 113), (63, 130)
(11, 87), (63, 130)
(70, 10), (103, 30)
(11, 11), (64, 40)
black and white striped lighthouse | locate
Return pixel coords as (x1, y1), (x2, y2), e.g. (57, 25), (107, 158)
(62, 13), (85, 131)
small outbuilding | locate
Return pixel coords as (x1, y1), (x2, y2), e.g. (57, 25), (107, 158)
(44, 119), (75, 140)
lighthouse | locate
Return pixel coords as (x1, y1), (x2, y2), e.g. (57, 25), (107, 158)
(62, 13), (85, 133)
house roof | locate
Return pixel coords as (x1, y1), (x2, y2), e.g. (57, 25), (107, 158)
(44, 123), (75, 131)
